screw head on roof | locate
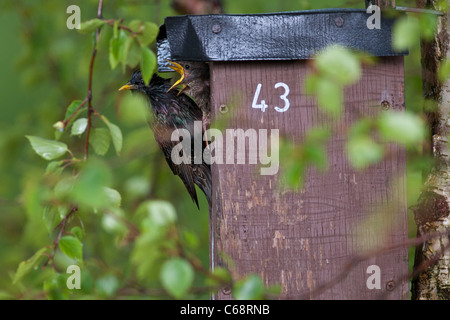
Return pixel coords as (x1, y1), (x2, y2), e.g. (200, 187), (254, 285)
(212, 23), (222, 34)
(334, 17), (344, 27)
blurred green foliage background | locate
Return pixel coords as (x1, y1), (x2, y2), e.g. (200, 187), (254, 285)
(0, 0), (440, 299)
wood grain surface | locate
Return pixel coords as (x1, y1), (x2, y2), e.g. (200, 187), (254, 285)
(209, 57), (409, 300)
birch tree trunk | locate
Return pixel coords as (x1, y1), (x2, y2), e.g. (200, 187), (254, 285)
(411, 0), (450, 300)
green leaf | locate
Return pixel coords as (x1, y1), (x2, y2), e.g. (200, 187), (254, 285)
(119, 93), (149, 125)
(316, 78), (342, 115)
(71, 226), (83, 240)
(377, 111), (426, 146)
(347, 136), (384, 169)
(306, 127), (331, 143)
(99, 116), (123, 155)
(346, 119), (384, 168)
(233, 274), (265, 300)
(13, 247), (48, 284)
(393, 16), (420, 51)
(54, 176), (76, 199)
(102, 212), (127, 234)
(160, 258), (194, 299)
(316, 45), (361, 85)
(0, 291), (13, 300)
(64, 100), (85, 124)
(182, 230), (199, 250)
(302, 128), (331, 160)
(206, 267), (231, 286)
(106, 122), (123, 155)
(132, 232), (167, 281)
(121, 37), (133, 72)
(89, 128), (111, 156)
(96, 274), (120, 297)
(45, 161), (64, 175)
(304, 74), (318, 95)
(139, 200), (177, 227)
(103, 187), (122, 207)
(282, 160), (305, 190)
(109, 37), (121, 70)
(124, 38), (141, 69)
(109, 30), (128, 70)
(348, 118), (373, 136)
(124, 176), (151, 199)
(43, 206), (66, 234)
(79, 18), (105, 34)
(304, 145), (328, 171)
(140, 46), (156, 85)
(59, 235), (83, 261)
(112, 19), (120, 38)
(72, 159), (112, 208)
(43, 273), (69, 300)
(419, 13), (437, 41)
(71, 118), (88, 136)
(26, 136), (68, 161)
(129, 20), (159, 46)
(305, 74), (343, 116)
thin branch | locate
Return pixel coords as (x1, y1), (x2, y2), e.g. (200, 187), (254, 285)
(97, 0), (104, 17)
(300, 229), (450, 299)
(173, 231), (232, 289)
(103, 19), (137, 35)
(84, 0), (104, 160)
(42, 206), (78, 270)
(377, 240), (450, 299)
(62, 97), (88, 129)
(42, 1), (104, 268)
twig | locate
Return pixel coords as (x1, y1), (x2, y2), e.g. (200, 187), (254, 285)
(377, 239), (450, 300)
(301, 229), (450, 299)
(103, 19), (137, 35)
(62, 97), (88, 129)
(84, 0), (104, 160)
(42, 206), (78, 270)
(174, 232), (232, 288)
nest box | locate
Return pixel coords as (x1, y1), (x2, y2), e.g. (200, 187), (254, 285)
(157, 9), (409, 300)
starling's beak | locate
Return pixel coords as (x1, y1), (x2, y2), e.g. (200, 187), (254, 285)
(166, 60), (186, 93)
(118, 83), (137, 91)
(176, 84), (188, 96)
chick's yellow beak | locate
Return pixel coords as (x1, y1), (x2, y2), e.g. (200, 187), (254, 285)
(118, 83), (136, 91)
(166, 60), (186, 93)
(166, 60), (184, 74)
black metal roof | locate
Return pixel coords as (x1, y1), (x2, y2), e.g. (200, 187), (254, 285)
(157, 8), (407, 72)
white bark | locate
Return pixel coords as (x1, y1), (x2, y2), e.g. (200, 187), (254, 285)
(412, 0), (450, 300)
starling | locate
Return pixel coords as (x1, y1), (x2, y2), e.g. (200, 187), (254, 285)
(119, 71), (211, 208)
(166, 61), (211, 136)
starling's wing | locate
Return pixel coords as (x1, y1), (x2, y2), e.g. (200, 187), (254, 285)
(177, 94), (212, 205)
(151, 120), (200, 209)
(146, 75), (209, 209)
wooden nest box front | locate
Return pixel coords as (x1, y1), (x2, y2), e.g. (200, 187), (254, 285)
(158, 9), (409, 300)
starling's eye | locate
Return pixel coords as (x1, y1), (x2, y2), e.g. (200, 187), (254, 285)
(185, 64), (190, 70)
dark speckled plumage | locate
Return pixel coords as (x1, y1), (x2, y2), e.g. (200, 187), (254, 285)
(174, 62), (210, 115)
(168, 61), (211, 129)
(122, 71), (211, 208)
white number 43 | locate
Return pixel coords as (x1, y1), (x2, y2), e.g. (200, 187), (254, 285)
(252, 82), (290, 113)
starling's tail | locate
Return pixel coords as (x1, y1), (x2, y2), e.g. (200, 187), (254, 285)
(193, 163), (212, 208)
(173, 160), (200, 209)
